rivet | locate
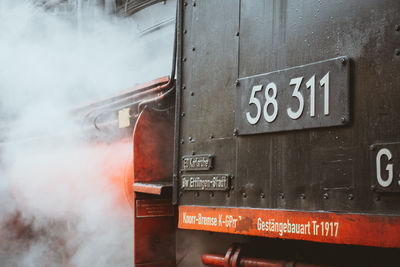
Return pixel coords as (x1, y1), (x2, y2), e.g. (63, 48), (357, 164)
(192, 47), (196, 51)
(209, 192), (214, 197)
(193, 2), (196, 7)
(279, 193), (285, 199)
(184, 29), (187, 34)
(234, 80), (240, 86)
(188, 136), (193, 141)
(300, 193), (306, 200)
(260, 192), (265, 199)
(242, 192), (247, 198)
(190, 91), (194, 96)
(209, 134), (214, 139)
(180, 139), (184, 144)
(182, 85), (186, 90)
(182, 57), (187, 62)
(181, 112), (185, 117)
(235, 31), (240, 36)
(323, 192), (329, 199)
(369, 144), (376, 151)
(233, 128), (239, 136)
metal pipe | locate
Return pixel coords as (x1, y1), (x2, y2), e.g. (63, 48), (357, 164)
(202, 253), (322, 267)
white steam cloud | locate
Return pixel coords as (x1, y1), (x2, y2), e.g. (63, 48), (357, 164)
(0, 0), (174, 266)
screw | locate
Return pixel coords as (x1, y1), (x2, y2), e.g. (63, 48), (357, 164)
(182, 57), (187, 62)
(348, 194), (354, 200)
(242, 192), (247, 198)
(323, 192), (329, 199)
(181, 112), (185, 117)
(300, 193), (306, 200)
(369, 144), (376, 151)
(370, 185), (376, 191)
(192, 47), (196, 51)
(260, 192), (265, 198)
(190, 91), (194, 96)
(234, 80), (240, 86)
(395, 49), (400, 56)
(233, 128), (239, 136)
(235, 31), (240, 36)
(341, 57), (347, 65)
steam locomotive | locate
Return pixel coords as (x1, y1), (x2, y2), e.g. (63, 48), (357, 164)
(17, 0), (400, 266)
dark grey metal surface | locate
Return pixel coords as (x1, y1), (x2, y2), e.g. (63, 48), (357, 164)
(176, 0), (400, 215)
(235, 56), (350, 135)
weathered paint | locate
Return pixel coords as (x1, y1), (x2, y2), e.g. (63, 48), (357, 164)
(178, 205), (400, 248)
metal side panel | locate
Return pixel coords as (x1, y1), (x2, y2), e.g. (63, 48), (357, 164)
(178, 0), (240, 207)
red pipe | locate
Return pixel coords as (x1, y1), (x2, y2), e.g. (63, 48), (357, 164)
(202, 253), (321, 267)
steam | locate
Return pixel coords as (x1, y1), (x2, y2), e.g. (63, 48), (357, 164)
(0, 0), (174, 266)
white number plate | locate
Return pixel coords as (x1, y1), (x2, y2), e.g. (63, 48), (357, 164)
(235, 57), (350, 135)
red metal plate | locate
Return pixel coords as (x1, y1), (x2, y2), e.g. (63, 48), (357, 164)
(178, 205), (400, 248)
(136, 199), (173, 218)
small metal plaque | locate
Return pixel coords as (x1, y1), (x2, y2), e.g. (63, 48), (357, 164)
(370, 143), (400, 193)
(136, 199), (174, 217)
(235, 56), (350, 135)
(181, 174), (230, 191)
(182, 154), (213, 171)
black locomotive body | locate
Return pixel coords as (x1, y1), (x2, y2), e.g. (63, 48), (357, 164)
(171, 0), (400, 266)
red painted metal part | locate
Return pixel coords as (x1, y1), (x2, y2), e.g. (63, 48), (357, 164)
(202, 245), (321, 267)
(132, 106), (175, 267)
(179, 205), (400, 248)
